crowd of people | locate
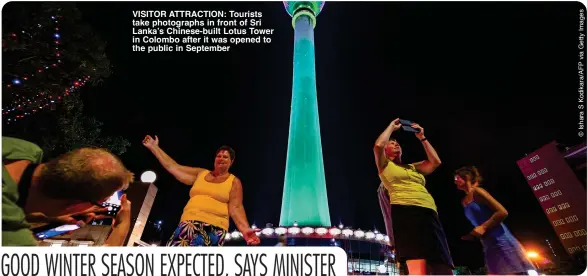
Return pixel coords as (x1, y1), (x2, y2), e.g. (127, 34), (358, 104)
(1, 118), (538, 274)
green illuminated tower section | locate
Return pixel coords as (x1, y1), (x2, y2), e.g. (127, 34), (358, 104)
(280, 1), (330, 227)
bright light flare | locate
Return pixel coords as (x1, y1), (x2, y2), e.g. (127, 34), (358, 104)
(527, 251), (539, 258)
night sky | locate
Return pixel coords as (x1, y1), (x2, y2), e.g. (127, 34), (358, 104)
(56, 1), (585, 268)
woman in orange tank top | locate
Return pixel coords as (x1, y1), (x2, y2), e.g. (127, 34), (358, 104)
(142, 135), (259, 246)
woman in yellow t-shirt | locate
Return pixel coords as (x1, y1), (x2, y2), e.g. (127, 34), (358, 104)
(374, 118), (454, 275)
(142, 135), (259, 247)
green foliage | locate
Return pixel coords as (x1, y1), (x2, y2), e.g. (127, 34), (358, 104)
(3, 2), (111, 105)
(2, 2), (129, 157)
(40, 93), (130, 158)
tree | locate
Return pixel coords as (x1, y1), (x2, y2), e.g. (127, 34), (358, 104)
(40, 93), (131, 158)
(2, 2), (130, 157)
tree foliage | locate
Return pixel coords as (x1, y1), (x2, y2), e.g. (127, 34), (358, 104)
(40, 93), (131, 158)
(3, 2), (111, 103)
(2, 2), (129, 158)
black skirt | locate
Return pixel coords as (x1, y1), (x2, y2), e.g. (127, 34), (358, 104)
(391, 204), (454, 268)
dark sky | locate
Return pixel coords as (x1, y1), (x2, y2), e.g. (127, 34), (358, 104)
(70, 1), (584, 268)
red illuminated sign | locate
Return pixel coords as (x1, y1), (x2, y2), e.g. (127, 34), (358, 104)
(517, 142), (586, 255)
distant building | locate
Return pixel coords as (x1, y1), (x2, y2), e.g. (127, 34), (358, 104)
(225, 226), (398, 275)
(517, 141), (586, 256)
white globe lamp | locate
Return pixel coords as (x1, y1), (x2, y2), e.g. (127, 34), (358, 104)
(141, 171), (157, 183)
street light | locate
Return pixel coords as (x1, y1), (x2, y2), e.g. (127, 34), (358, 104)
(141, 171), (157, 183)
(527, 251), (539, 258)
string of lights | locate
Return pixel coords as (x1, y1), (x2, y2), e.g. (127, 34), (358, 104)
(3, 14), (91, 123)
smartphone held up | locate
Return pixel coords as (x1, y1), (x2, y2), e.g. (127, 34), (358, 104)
(399, 119), (420, 133)
(91, 190), (124, 226)
(32, 190), (125, 239)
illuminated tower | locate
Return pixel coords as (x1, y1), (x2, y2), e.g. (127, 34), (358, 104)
(280, 1), (330, 227)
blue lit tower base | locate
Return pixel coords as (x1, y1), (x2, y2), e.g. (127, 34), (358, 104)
(279, 1), (330, 228)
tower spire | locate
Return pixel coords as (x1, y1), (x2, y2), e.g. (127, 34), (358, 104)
(279, 1), (330, 227)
